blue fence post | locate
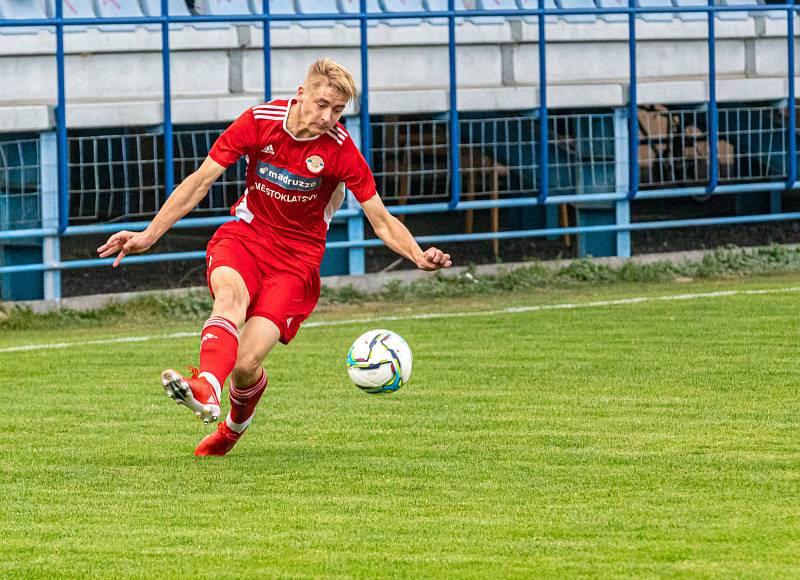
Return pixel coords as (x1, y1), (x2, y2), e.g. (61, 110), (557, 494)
(536, 0), (549, 204)
(40, 132), (61, 301)
(346, 115), (366, 276)
(338, 0), (371, 277)
(55, 1), (68, 234)
(447, 0), (461, 209)
(786, 5), (796, 190)
(706, 0), (718, 195)
(614, 108), (631, 258)
(262, 0), (272, 101)
(626, 0), (639, 200)
(161, 0), (174, 197)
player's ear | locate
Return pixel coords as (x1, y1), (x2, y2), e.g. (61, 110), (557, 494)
(296, 85), (305, 102)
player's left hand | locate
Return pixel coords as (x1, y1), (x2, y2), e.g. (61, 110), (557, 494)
(415, 247), (452, 271)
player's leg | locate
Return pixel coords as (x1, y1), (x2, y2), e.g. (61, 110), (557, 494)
(194, 317), (280, 456)
(198, 266), (251, 391)
(162, 264), (252, 423)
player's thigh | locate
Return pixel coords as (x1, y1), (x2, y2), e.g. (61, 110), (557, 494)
(209, 265), (249, 300)
(206, 236), (260, 319)
(209, 266), (251, 320)
(235, 316), (282, 374)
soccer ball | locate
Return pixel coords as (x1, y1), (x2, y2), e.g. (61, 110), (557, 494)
(346, 329), (413, 394)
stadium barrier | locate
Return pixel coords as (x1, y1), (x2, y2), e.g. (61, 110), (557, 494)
(0, 1), (798, 300)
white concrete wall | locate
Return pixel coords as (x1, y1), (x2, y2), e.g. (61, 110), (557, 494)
(0, 16), (796, 130)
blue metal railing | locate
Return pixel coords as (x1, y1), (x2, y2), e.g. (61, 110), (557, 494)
(0, 3), (799, 291)
(626, 0), (638, 200)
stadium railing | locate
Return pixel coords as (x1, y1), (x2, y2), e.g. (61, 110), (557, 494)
(0, 1), (798, 301)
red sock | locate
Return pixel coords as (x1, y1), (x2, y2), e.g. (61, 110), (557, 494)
(227, 370), (268, 432)
(198, 315), (239, 397)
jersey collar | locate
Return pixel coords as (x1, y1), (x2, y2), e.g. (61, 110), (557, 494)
(283, 98), (322, 142)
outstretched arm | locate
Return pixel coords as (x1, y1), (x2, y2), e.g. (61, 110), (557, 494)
(360, 194), (452, 271)
(97, 156), (227, 267)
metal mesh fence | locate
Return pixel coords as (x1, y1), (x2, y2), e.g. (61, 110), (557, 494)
(0, 138), (41, 230)
(372, 112), (618, 203)
(371, 118), (451, 203)
(718, 105), (787, 183)
(2, 104), (796, 229)
(637, 104), (787, 190)
(69, 131), (164, 222)
(174, 127), (247, 214)
(67, 127), (248, 223)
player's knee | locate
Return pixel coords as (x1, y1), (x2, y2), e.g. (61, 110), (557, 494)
(232, 358), (263, 387)
(213, 282), (247, 315)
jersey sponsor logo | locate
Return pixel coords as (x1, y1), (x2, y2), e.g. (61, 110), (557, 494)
(252, 181), (318, 203)
(256, 160), (321, 192)
(306, 155), (324, 174)
(261, 144), (274, 155)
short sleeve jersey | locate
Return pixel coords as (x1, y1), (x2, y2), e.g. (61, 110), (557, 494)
(209, 99), (377, 249)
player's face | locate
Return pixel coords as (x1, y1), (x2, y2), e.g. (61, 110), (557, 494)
(297, 83), (348, 136)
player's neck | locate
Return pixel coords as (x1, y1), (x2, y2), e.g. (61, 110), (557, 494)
(286, 102), (315, 140)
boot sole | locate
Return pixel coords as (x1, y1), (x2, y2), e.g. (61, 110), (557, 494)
(161, 369), (220, 424)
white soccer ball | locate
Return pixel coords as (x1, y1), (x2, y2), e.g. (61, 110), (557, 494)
(346, 329), (413, 394)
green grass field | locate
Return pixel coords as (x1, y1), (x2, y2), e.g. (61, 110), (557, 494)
(1, 275), (799, 577)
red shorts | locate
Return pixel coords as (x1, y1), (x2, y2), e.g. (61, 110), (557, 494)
(205, 225), (321, 344)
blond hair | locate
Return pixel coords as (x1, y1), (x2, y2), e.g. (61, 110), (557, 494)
(304, 58), (358, 103)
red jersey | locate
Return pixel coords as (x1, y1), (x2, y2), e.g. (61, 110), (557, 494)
(208, 99), (377, 259)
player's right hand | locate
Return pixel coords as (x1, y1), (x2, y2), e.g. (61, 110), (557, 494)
(96, 230), (156, 268)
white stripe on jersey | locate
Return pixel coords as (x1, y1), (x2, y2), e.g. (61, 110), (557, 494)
(335, 126), (349, 140)
(252, 104), (287, 112)
(253, 115), (286, 121)
(326, 130), (345, 145)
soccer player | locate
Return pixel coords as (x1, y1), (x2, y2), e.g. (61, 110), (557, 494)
(97, 58), (452, 456)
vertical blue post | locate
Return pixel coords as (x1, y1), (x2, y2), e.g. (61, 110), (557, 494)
(161, 0), (174, 196)
(345, 0), (372, 276)
(626, 0), (639, 199)
(359, 0), (371, 159)
(787, 6), (796, 188)
(706, 0), (718, 194)
(262, 0), (271, 101)
(55, 1), (68, 233)
(536, 0), (548, 204)
(40, 132), (61, 300)
(447, 0), (460, 208)
(614, 108), (631, 258)
(347, 117), (366, 276)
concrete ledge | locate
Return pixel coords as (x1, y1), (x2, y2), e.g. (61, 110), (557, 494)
(370, 89), (448, 115)
(67, 99), (163, 128)
(760, 14), (795, 37)
(547, 83), (625, 108)
(33, 72), (797, 129)
(0, 105), (52, 132)
(637, 80), (707, 105)
(717, 77), (787, 102)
